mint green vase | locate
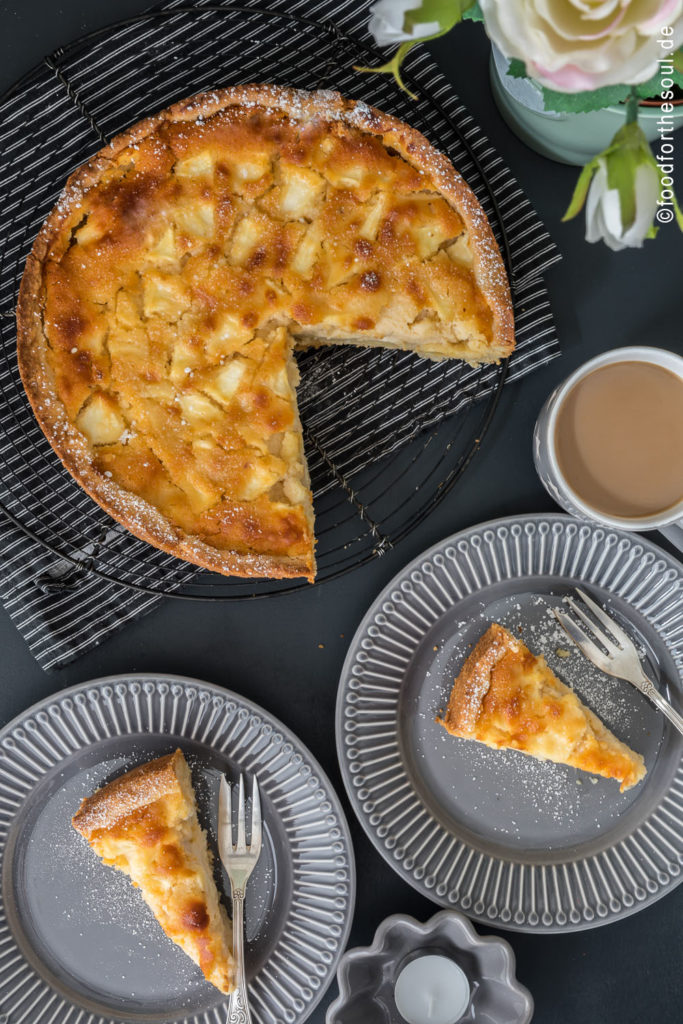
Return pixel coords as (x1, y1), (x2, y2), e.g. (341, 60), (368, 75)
(489, 45), (683, 166)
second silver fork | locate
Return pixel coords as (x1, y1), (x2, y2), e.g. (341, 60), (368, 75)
(554, 587), (683, 736)
(218, 774), (262, 1024)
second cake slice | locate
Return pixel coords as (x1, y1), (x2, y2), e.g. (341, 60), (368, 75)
(72, 749), (234, 993)
(437, 623), (646, 792)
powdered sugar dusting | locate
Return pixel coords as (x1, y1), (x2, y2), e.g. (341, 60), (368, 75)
(19, 742), (282, 1010)
(403, 584), (661, 845)
(72, 751), (180, 835)
(22, 84), (510, 581)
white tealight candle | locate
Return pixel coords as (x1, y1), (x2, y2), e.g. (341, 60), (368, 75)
(394, 954), (470, 1024)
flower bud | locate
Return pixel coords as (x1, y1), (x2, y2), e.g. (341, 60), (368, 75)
(564, 120), (682, 250)
(368, 0), (441, 47)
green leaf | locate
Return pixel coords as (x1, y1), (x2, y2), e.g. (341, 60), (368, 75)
(562, 159), (599, 221)
(541, 83), (632, 114)
(540, 59), (683, 113)
(538, 52), (683, 111)
(463, 0), (484, 21)
(507, 58), (528, 80)
(634, 64), (683, 99)
(403, 0), (474, 35)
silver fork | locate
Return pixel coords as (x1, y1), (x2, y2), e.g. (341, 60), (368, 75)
(218, 774), (262, 1024)
(553, 587), (683, 736)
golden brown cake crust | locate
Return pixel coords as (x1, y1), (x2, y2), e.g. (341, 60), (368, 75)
(72, 749), (185, 838)
(437, 623), (646, 792)
(72, 749), (235, 994)
(18, 85), (514, 580)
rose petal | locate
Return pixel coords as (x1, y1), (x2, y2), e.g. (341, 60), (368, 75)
(585, 163), (609, 244)
(601, 185), (626, 242)
(534, 0), (626, 42)
(640, 0), (683, 33)
(479, 0), (683, 90)
(529, 61), (601, 90)
(572, 1), (622, 23)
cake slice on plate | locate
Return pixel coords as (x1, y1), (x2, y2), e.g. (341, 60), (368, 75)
(437, 623), (646, 792)
(72, 749), (234, 993)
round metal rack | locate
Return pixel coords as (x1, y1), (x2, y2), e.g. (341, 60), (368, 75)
(0, 3), (511, 599)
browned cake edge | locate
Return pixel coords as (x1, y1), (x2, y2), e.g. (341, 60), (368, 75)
(436, 622), (518, 737)
(16, 258), (315, 585)
(17, 256), (314, 581)
(18, 251), (314, 581)
(72, 749), (188, 838)
(17, 85), (514, 582)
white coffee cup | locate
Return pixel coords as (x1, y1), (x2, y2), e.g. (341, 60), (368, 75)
(533, 346), (683, 553)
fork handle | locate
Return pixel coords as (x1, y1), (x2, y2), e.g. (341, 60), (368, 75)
(636, 670), (683, 737)
(227, 887), (252, 1024)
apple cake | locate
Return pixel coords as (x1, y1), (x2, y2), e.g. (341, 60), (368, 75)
(437, 623), (646, 791)
(72, 749), (234, 993)
(17, 85), (514, 580)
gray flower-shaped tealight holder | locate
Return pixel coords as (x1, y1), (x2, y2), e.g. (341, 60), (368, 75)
(326, 910), (533, 1024)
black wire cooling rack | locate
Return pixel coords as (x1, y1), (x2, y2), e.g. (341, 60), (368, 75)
(0, 3), (513, 600)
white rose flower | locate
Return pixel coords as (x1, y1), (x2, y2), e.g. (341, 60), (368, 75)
(368, 0), (441, 48)
(480, 0), (683, 92)
(585, 159), (660, 250)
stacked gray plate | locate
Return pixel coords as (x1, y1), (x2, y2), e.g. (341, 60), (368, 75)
(336, 514), (683, 932)
(0, 675), (355, 1024)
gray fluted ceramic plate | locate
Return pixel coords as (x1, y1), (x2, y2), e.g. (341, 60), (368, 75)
(0, 674), (355, 1024)
(336, 515), (683, 933)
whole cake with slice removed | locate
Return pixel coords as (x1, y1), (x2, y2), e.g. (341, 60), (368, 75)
(17, 85), (514, 581)
(72, 749), (234, 993)
(437, 623), (646, 792)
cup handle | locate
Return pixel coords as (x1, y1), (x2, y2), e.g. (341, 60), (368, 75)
(659, 518), (683, 558)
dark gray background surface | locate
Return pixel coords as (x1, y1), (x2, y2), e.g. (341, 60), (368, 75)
(1, 3), (682, 1022)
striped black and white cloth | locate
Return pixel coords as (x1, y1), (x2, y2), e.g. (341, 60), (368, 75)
(0, 0), (562, 669)
(0, 523), (163, 670)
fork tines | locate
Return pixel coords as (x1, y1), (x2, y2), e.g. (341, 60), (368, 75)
(219, 774), (262, 857)
(553, 587), (635, 664)
(571, 588), (631, 649)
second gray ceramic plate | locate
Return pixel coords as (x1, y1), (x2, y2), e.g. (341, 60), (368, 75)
(336, 515), (683, 932)
(0, 675), (355, 1024)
